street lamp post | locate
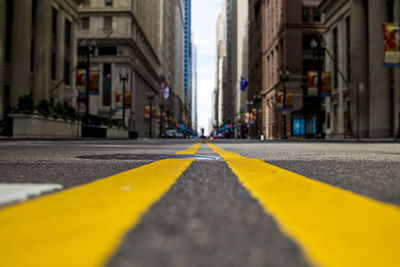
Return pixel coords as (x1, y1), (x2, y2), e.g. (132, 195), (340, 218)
(119, 72), (128, 126)
(253, 94), (262, 138)
(246, 100), (253, 139)
(147, 93), (154, 138)
(279, 70), (290, 139)
(240, 107), (244, 138)
(79, 39), (96, 123)
(311, 38), (326, 138)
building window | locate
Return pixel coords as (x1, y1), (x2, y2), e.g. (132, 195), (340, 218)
(104, 16), (112, 34)
(81, 17), (89, 30)
(98, 46), (117, 55)
(31, 0), (37, 71)
(332, 27), (338, 88)
(102, 63), (111, 106)
(51, 8), (58, 80)
(346, 17), (351, 83)
(105, 0), (113, 7)
(5, 0), (12, 62)
(64, 19), (71, 85)
(302, 7), (321, 22)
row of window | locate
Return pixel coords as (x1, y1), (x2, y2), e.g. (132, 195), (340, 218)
(5, 1), (72, 86)
(80, 16), (112, 34)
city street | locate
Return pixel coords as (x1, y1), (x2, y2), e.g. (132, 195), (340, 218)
(0, 139), (400, 267)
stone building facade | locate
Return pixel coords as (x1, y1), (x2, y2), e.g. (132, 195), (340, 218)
(320, 0), (400, 138)
(0, 0), (81, 121)
(260, 0), (324, 139)
(248, 0), (264, 138)
(231, 0), (249, 138)
(215, 1), (227, 129)
(77, 0), (163, 138)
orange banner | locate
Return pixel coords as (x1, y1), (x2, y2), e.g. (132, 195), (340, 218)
(383, 23), (400, 66)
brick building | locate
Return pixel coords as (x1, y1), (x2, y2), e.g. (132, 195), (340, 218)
(259, 0), (324, 139)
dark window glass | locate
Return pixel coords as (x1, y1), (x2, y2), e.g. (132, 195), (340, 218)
(104, 16), (112, 33)
(5, 0), (12, 62)
(302, 35), (313, 51)
(52, 8), (58, 36)
(105, 0), (113, 7)
(64, 19), (71, 85)
(313, 9), (321, 22)
(81, 17), (89, 30)
(102, 63), (111, 106)
(332, 27), (338, 88)
(302, 8), (312, 22)
(98, 46), (117, 55)
(65, 20), (71, 45)
(64, 61), (70, 85)
(51, 8), (58, 80)
(346, 17), (351, 82)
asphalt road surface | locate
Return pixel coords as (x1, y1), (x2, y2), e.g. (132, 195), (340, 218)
(0, 139), (399, 267)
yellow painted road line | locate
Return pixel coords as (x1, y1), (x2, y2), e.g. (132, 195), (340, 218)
(207, 142), (400, 267)
(0, 158), (195, 267)
(175, 141), (202, 155)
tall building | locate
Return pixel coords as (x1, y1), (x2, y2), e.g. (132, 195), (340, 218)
(160, 0), (186, 136)
(77, 0), (162, 138)
(260, 0), (324, 139)
(224, 0), (233, 126)
(0, 0), (81, 121)
(174, 0), (186, 125)
(192, 44), (198, 132)
(248, 0), (264, 138)
(184, 0), (192, 127)
(320, 0), (400, 138)
(215, 1), (227, 129)
(231, 0), (248, 138)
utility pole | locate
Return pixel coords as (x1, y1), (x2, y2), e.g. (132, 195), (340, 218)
(279, 70), (290, 139)
(147, 93), (154, 138)
(119, 72), (128, 126)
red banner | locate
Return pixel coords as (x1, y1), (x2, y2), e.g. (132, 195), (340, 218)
(383, 23), (400, 67)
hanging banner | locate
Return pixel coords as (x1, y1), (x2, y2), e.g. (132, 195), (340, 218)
(151, 106), (156, 118)
(286, 92), (293, 110)
(115, 91), (122, 108)
(277, 92), (283, 109)
(144, 106), (150, 119)
(89, 69), (100, 95)
(383, 23), (400, 67)
(277, 92), (293, 110)
(307, 71), (331, 97)
(322, 72), (331, 97)
(244, 112), (249, 123)
(76, 69), (86, 98)
(307, 71), (318, 97)
(75, 69), (100, 96)
(124, 91), (132, 109)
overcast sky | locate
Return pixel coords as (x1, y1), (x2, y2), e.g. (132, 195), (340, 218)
(192, 0), (223, 134)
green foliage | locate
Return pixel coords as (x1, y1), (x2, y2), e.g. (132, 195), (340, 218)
(66, 106), (78, 121)
(17, 95), (34, 114)
(52, 103), (68, 120)
(37, 99), (51, 117)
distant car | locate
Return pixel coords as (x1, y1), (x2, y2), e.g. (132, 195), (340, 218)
(176, 132), (184, 138)
(166, 130), (176, 138)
